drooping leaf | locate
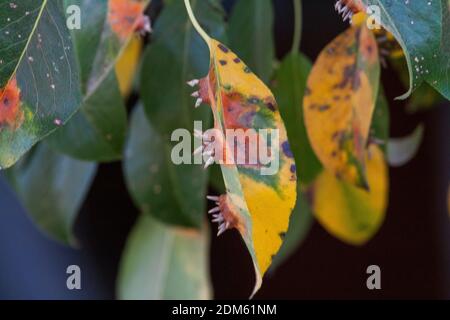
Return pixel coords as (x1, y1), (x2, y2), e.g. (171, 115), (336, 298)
(46, 0), (149, 161)
(387, 124), (424, 167)
(141, 0), (226, 137)
(311, 144), (388, 245)
(0, 0), (81, 168)
(362, 0), (446, 99)
(4, 143), (96, 245)
(228, 0), (275, 84)
(124, 105), (207, 228)
(304, 20), (380, 189)
(193, 38), (297, 297)
(117, 214), (211, 300)
(273, 52), (321, 185)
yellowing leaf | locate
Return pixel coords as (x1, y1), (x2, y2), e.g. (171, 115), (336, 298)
(192, 38), (296, 297)
(311, 145), (388, 245)
(303, 22), (380, 189)
(115, 35), (143, 96)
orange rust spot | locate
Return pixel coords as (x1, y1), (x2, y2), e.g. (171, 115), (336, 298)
(0, 77), (24, 130)
(108, 0), (146, 41)
(218, 194), (245, 234)
(340, 0), (365, 13)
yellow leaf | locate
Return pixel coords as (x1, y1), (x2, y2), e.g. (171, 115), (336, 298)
(115, 35), (143, 96)
(311, 145), (388, 245)
(303, 22), (380, 189)
(194, 39), (297, 297)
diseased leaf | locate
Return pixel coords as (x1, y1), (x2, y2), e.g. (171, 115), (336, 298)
(387, 124), (424, 167)
(141, 0), (226, 137)
(228, 0), (275, 84)
(124, 105), (207, 228)
(193, 39), (297, 297)
(362, 0), (446, 99)
(0, 0), (81, 168)
(304, 21), (380, 189)
(273, 52), (322, 185)
(46, 0), (149, 161)
(311, 145), (388, 245)
(118, 214), (211, 300)
(4, 143), (96, 244)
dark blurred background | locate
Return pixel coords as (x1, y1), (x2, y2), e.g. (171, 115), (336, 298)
(0, 0), (449, 299)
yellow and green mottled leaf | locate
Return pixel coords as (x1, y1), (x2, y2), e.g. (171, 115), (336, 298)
(303, 19), (380, 189)
(311, 145), (388, 245)
(197, 39), (297, 297)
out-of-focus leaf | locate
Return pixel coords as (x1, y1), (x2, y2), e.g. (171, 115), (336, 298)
(273, 52), (321, 185)
(311, 145), (388, 245)
(228, 0), (275, 83)
(194, 39), (297, 297)
(117, 214), (211, 300)
(209, 164), (225, 193)
(0, 0), (81, 168)
(116, 35), (143, 96)
(362, 0), (446, 99)
(141, 0), (226, 137)
(304, 20), (380, 189)
(124, 105), (207, 228)
(270, 192), (313, 271)
(387, 124), (424, 167)
(370, 86), (390, 153)
(46, 0), (149, 161)
(4, 143), (96, 245)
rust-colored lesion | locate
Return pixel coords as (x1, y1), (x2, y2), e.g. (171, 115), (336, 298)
(217, 194), (245, 235)
(108, 0), (148, 41)
(0, 77), (24, 131)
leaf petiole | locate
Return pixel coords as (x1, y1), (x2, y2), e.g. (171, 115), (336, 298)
(183, 0), (211, 47)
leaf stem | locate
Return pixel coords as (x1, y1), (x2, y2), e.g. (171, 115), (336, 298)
(184, 0), (211, 47)
(291, 0), (302, 54)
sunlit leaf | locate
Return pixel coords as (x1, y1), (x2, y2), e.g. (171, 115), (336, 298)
(124, 105), (207, 228)
(118, 214), (211, 300)
(311, 145), (388, 245)
(46, 0), (149, 161)
(304, 21), (380, 189)
(387, 124), (424, 167)
(362, 0), (447, 99)
(193, 38), (297, 297)
(4, 143), (96, 244)
(228, 0), (275, 84)
(0, 0), (81, 168)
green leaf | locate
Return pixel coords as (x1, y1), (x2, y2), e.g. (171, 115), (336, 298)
(228, 0), (275, 84)
(363, 0), (444, 99)
(387, 124), (424, 167)
(124, 105), (207, 228)
(0, 0), (82, 168)
(117, 214), (211, 300)
(273, 52), (321, 185)
(4, 143), (96, 244)
(371, 86), (390, 153)
(270, 192), (313, 271)
(141, 0), (226, 137)
(46, 71), (127, 161)
(45, 0), (144, 161)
